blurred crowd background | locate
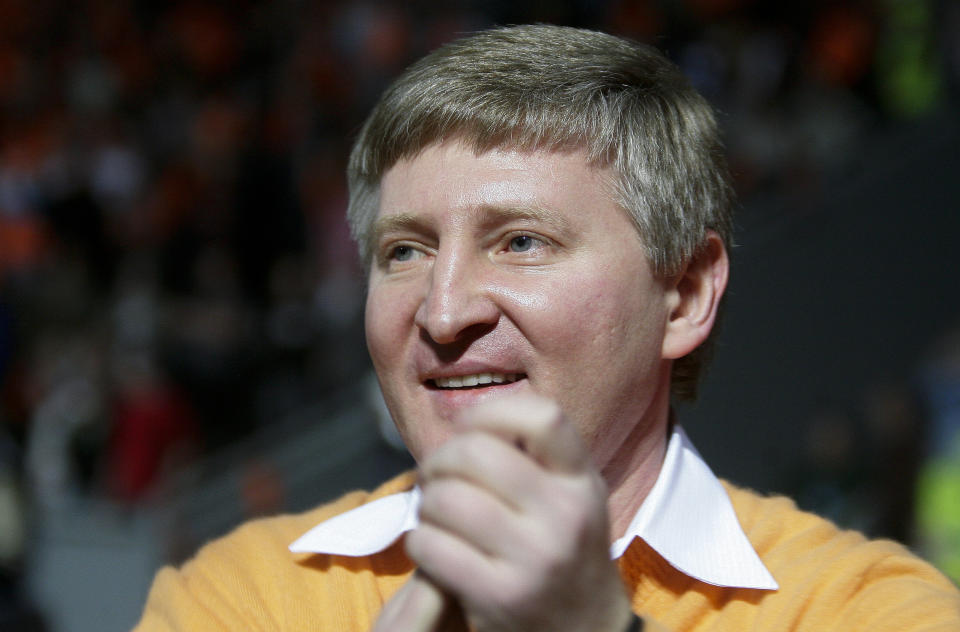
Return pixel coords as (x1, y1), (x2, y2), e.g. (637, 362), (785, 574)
(0, 0), (958, 630)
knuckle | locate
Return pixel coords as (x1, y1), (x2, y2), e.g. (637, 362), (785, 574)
(423, 432), (489, 477)
(528, 396), (564, 432)
(420, 479), (466, 521)
(454, 431), (491, 465)
(457, 432), (492, 465)
(404, 527), (427, 562)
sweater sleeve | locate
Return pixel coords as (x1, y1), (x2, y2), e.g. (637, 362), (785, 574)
(133, 477), (417, 631)
(817, 539), (960, 632)
(135, 565), (245, 632)
(775, 524), (960, 631)
(133, 524), (289, 632)
(726, 483), (960, 632)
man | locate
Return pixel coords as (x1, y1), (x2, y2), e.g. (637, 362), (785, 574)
(135, 25), (960, 631)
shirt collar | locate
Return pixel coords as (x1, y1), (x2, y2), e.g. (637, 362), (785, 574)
(289, 425), (778, 591)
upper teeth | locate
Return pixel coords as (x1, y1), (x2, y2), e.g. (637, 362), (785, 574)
(434, 373), (520, 388)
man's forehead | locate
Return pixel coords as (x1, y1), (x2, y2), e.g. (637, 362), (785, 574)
(382, 139), (600, 180)
(378, 141), (606, 202)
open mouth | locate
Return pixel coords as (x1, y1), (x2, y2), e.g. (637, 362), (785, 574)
(429, 373), (526, 390)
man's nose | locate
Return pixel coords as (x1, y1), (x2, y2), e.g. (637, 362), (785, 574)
(414, 248), (499, 344)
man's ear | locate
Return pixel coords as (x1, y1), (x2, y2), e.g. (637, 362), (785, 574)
(661, 231), (729, 360)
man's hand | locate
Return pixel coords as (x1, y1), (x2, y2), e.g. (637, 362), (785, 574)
(376, 394), (634, 632)
(371, 569), (467, 632)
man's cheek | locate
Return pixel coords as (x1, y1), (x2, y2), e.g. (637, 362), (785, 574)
(366, 311), (404, 367)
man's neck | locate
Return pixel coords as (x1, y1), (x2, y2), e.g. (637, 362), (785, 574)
(600, 407), (671, 543)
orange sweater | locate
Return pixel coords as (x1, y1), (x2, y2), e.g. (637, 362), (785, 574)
(135, 471), (960, 631)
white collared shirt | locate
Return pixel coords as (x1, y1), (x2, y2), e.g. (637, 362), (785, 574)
(290, 425), (778, 590)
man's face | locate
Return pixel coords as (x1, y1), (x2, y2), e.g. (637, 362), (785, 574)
(365, 141), (675, 468)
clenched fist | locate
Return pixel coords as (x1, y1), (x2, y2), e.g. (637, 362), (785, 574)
(373, 394), (635, 632)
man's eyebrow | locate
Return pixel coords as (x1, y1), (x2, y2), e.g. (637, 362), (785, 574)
(372, 206), (571, 240)
(370, 214), (430, 250)
(474, 204), (573, 233)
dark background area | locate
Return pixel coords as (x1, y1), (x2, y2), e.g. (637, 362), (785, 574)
(686, 111), (960, 495)
(0, 1), (958, 630)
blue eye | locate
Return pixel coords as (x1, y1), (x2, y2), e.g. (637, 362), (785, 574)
(391, 245), (415, 261)
(509, 235), (535, 252)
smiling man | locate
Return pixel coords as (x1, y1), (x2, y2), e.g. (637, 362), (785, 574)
(135, 25), (960, 632)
